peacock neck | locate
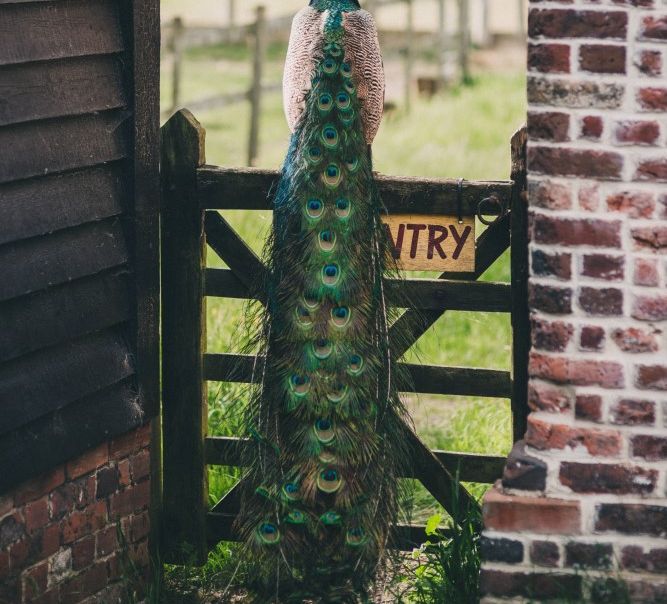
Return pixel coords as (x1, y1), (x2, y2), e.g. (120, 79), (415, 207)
(309, 0), (360, 13)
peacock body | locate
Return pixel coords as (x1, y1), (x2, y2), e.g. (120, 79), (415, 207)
(237, 2), (410, 600)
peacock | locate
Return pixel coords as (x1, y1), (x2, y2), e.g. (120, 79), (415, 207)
(236, 1), (412, 600)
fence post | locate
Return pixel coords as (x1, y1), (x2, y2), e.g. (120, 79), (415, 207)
(510, 125), (529, 443)
(404, 0), (414, 112)
(161, 109), (208, 565)
(169, 16), (184, 114)
(457, 0), (471, 84)
(247, 5), (266, 167)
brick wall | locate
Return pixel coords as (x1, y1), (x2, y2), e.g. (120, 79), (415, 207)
(0, 424), (152, 604)
(482, 1), (667, 602)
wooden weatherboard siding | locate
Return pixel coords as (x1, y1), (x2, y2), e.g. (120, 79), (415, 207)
(0, 0), (160, 492)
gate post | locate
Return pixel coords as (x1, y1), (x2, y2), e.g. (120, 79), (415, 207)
(161, 109), (208, 564)
(510, 125), (529, 442)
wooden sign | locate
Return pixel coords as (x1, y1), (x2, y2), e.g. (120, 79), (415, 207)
(382, 214), (475, 272)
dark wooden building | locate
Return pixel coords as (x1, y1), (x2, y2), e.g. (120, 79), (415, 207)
(0, 0), (159, 493)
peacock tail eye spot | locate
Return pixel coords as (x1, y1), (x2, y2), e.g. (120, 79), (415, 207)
(345, 157), (360, 173)
(322, 163), (342, 189)
(285, 510), (306, 525)
(331, 306), (351, 328)
(306, 145), (323, 165)
(344, 80), (356, 95)
(326, 381), (348, 403)
(305, 198), (324, 219)
(314, 418), (335, 443)
(339, 110), (355, 128)
(290, 374), (311, 396)
(322, 58), (338, 75)
(255, 486), (272, 500)
(318, 450), (337, 464)
(321, 263), (340, 286)
(348, 354), (364, 375)
(321, 125), (339, 149)
(318, 229), (336, 252)
(335, 198), (351, 219)
(257, 522), (280, 545)
(317, 468), (343, 493)
(303, 293), (320, 309)
(282, 482), (301, 501)
(313, 338), (333, 360)
(325, 42), (343, 57)
(320, 510), (342, 525)
(335, 92), (351, 110)
(295, 306), (313, 328)
(317, 93), (333, 113)
(346, 527), (368, 547)
(341, 62), (352, 77)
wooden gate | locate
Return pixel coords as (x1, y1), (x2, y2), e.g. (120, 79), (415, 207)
(160, 109), (528, 564)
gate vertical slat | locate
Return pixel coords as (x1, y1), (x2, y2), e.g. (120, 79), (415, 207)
(161, 109), (208, 564)
(510, 126), (529, 442)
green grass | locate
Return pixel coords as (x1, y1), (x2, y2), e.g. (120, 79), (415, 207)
(160, 39), (526, 602)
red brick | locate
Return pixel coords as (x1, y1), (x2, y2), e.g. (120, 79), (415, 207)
(108, 480), (150, 518)
(528, 381), (573, 413)
(635, 50), (662, 77)
(533, 215), (621, 248)
(95, 466), (119, 499)
(614, 120), (660, 145)
(127, 511), (150, 543)
(1, 513), (25, 550)
(634, 258), (659, 286)
(532, 318), (573, 351)
(580, 325), (605, 351)
(528, 44), (571, 74)
(641, 15), (667, 41)
(633, 295), (667, 321)
(622, 546), (667, 573)
(39, 524), (61, 558)
(579, 44), (626, 74)
(529, 283), (572, 315)
(481, 537), (524, 564)
(483, 488), (581, 535)
(25, 589), (60, 604)
(14, 467), (65, 506)
(526, 417), (622, 456)
(529, 9), (627, 39)
(24, 498), (50, 535)
(578, 182), (600, 211)
(636, 158), (667, 182)
(529, 179), (572, 210)
(529, 352), (625, 389)
(9, 538), (32, 569)
(529, 147), (623, 180)
(62, 501), (107, 544)
(528, 110), (570, 141)
(575, 394), (603, 423)
(610, 399), (655, 426)
(66, 443), (108, 481)
(611, 327), (659, 353)
(636, 364), (667, 390)
(109, 423), (150, 460)
(71, 535), (95, 571)
(117, 460), (131, 488)
(580, 116), (603, 140)
(532, 249), (572, 280)
(95, 525), (118, 557)
(20, 560), (48, 602)
(129, 450), (151, 483)
(581, 254), (624, 280)
(596, 503), (667, 536)
(0, 550), (8, 580)
(579, 287), (623, 316)
(631, 226), (667, 251)
(631, 435), (667, 461)
(50, 476), (95, 520)
(638, 87), (667, 111)
(565, 542), (613, 570)
(481, 569), (582, 600)
(560, 462), (657, 494)
(59, 561), (108, 603)
(530, 541), (559, 567)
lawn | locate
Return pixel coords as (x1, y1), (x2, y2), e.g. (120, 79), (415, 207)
(160, 34), (527, 601)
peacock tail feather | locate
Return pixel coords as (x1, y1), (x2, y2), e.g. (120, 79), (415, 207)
(235, 3), (413, 601)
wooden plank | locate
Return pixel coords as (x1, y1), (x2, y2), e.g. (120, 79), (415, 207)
(510, 126), (530, 442)
(197, 166), (511, 216)
(0, 329), (134, 435)
(0, 380), (146, 494)
(205, 268), (511, 313)
(0, 165), (126, 246)
(0, 219), (129, 302)
(161, 109), (208, 565)
(205, 436), (506, 484)
(0, 269), (131, 363)
(203, 353), (511, 399)
(0, 111), (130, 184)
(0, 54), (127, 126)
(383, 214), (475, 272)
(0, 0), (124, 66)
